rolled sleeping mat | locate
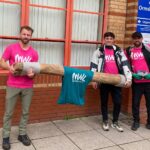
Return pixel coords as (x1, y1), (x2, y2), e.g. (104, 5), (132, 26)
(13, 62), (126, 87)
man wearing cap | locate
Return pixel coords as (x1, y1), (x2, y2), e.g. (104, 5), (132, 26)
(126, 32), (150, 131)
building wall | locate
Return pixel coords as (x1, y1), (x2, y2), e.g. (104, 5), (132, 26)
(0, 0), (147, 127)
(0, 73), (131, 127)
(107, 0), (127, 48)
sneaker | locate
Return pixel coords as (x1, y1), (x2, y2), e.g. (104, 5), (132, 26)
(131, 122), (140, 131)
(2, 137), (10, 150)
(18, 135), (31, 146)
(111, 122), (124, 132)
(146, 123), (150, 129)
(102, 121), (109, 131)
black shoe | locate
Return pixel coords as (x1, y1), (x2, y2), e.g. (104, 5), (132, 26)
(18, 135), (31, 146)
(131, 122), (140, 131)
(2, 137), (10, 150)
(146, 123), (150, 129)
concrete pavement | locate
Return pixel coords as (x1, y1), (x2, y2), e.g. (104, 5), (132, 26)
(0, 114), (150, 150)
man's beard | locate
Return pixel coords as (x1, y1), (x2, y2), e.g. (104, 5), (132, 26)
(20, 38), (30, 44)
(134, 41), (142, 47)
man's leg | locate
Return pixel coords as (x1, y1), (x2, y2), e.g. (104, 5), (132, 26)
(111, 86), (122, 123)
(3, 87), (20, 138)
(19, 88), (33, 135)
(100, 84), (110, 131)
(144, 83), (150, 129)
(111, 86), (123, 132)
(2, 87), (20, 150)
(100, 84), (110, 121)
(18, 88), (33, 146)
(131, 83), (143, 130)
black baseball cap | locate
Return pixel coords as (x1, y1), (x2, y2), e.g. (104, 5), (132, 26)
(132, 32), (143, 39)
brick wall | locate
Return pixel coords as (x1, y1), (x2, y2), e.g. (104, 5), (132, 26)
(0, 74), (101, 127)
(0, 73), (132, 127)
(125, 0), (138, 47)
(107, 0), (127, 48)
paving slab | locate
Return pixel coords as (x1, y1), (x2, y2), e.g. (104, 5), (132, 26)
(67, 130), (115, 150)
(81, 115), (102, 129)
(32, 135), (80, 150)
(120, 140), (150, 150)
(132, 124), (150, 139)
(53, 118), (92, 134)
(0, 126), (20, 143)
(97, 125), (143, 145)
(27, 121), (63, 139)
(100, 146), (122, 150)
(0, 142), (35, 150)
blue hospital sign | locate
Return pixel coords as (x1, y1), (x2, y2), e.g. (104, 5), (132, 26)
(137, 0), (150, 33)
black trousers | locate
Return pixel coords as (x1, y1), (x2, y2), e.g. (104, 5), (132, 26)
(132, 82), (150, 123)
(100, 84), (122, 122)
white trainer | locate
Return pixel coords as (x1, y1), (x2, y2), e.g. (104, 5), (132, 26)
(111, 122), (124, 132)
(102, 121), (109, 131)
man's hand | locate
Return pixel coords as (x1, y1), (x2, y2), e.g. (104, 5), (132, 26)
(91, 82), (98, 89)
(9, 65), (15, 74)
(124, 80), (132, 88)
(27, 68), (35, 78)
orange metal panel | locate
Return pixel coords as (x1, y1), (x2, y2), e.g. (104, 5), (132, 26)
(0, 35), (19, 40)
(0, 0), (20, 5)
(74, 9), (104, 15)
(0, 35), (65, 42)
(72, 40), (102, 44)
(29, 3), (66, 11)
(21, 0), (26, 26)
(102, 0), (109, 43)
(64, 0), (72, 66)
(24, 0), (29, 25)
(66, 0), (73, 66)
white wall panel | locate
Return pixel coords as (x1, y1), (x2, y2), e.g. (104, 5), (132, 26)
(31, 41), (64, 64)
(0, 3), (20, 36)
(30, 0), (66, 8)
(71, 0), (104, 66)
(30, 8), (66, 39)
(29, 0), (66, 65)
(0, 39), (17, 57)
(74, 0), (100, 12)
(72, 13), (99, 41)
(71, 43), (97, 66)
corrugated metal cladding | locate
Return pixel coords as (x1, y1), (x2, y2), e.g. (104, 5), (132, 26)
(71, 0), (104, 66)
(31, 41), (64, 64)
(29, 0), (66, 64)
(0, 2), (20, 56)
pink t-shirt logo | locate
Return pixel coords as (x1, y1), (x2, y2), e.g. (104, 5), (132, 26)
(131, 51), (143, 60)
(105, 55), (115, 62)
(103, 48), (118, 74)
(15, 54), (32, 62)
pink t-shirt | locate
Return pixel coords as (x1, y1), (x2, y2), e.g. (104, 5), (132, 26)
(103, 48), (119, 74)
(2, 43), (38, 88)
(130, 47), (150, 83)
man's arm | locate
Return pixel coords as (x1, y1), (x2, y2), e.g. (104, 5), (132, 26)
(0, 58), (15, 73)
(90, 48), (100, 72)
(119, 50), (132, 87)
(0, 58), (10, 70)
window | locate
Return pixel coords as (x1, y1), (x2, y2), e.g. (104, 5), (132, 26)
(0, 0), (108, 68)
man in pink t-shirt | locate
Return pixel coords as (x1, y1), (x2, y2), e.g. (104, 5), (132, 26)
(90, 32), (132, 132)
(0, 26), (38, 150)
(126, 32), (150, 131)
